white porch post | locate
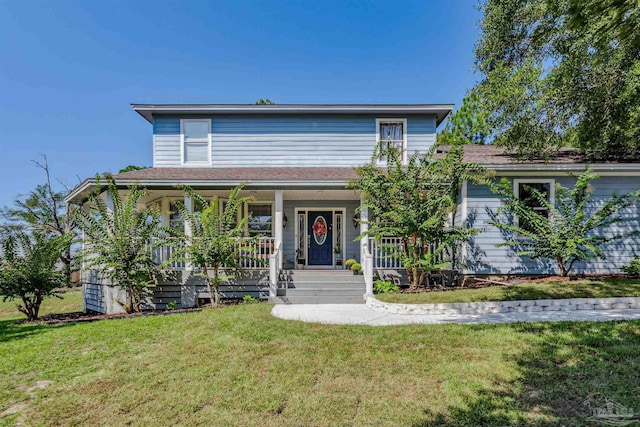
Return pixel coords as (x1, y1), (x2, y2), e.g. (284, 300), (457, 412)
(359, 197), (374, 296)
(181, 195), (196, 308)
(274, 190), (284, 268)
(359, 198), (369, 264)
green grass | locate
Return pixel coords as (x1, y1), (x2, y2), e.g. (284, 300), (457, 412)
(1, 301), (640, 425)
(377, 278), (640, 305)
(0, 288), (83, 321)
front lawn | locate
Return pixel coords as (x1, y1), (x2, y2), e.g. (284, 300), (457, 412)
(376, 278), (640, 305)
(1, 302), (640, 425)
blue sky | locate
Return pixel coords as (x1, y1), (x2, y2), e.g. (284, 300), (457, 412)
(0, 0), (481, 208)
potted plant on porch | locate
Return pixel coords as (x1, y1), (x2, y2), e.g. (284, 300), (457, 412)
(345, 258), (356, 271)
(350, 262), (362, 275)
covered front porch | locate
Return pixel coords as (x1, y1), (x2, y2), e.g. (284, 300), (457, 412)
(68, 167), (388, 312)
(135, 186), (377, 306)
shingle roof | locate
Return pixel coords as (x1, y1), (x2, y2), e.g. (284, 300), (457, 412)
(112, 167), (358, 181)
(435, 145), (586, 165)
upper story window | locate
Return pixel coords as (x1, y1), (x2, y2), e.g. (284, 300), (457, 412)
(376, 118), (407, 164)
(514, 179), (555, 232)
(181, 119), (211, 165)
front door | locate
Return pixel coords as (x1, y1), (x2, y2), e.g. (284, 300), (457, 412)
(308, 211), (333, 266)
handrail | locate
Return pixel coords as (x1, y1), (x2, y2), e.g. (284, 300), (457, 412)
(269, 241), (282, 298)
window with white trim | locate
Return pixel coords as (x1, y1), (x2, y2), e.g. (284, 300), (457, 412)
(246, 203), (273, 237)
(182, 119), (210, 164)
(168, 202), (184, 231)
(514, 179), (555, 232)
(376, 118), (407, 164)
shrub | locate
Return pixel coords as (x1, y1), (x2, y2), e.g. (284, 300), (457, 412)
(76, 176), (169, 313)
(345, 258), (357, 268)
(349, 142), (486, 290)
(242, 294), (257, 304)
(171, 184), (253, 307)
(0, 232), (72, 320)
(622, 257), (640, 275)
(374, 279), (399, 294)
(350, 262), (362, 273)
(489, 170), (640, 276)
(166, 301), (178, 310)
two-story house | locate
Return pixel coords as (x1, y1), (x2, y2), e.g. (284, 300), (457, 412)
(66, 104), (452, 312)
(67, 103), (640, 314)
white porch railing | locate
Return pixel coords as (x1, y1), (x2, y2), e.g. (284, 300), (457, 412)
(370, 237), (446, 269)
(371, 237), (404, 269)
(152, 237), (276, 270)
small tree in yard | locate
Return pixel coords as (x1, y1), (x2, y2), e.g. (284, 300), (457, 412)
(489, 170), (640, 277)
(75, 177), (168, 313)
(0, 232), (72, 321)
(172, 185), (252, 307)
(350, 143), (486, 290)
(1, 157), (78, 287)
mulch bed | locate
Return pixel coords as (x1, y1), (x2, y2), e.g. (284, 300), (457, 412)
(18, 307), (205, 326)
(396, 273), (637, 294)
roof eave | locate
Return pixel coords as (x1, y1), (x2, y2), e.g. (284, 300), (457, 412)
(65, 178), (353, 203)
(131, 104), (455, 125)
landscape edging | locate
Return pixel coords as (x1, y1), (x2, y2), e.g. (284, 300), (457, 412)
(366, 295), (640, 315)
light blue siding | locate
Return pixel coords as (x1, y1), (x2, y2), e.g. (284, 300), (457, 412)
(465, 176), (640, 275)
(282, 200), (361, 269)
(406, 116), (437, 155)
(152, 115), (437, 167)
(153, 118), (181, 166)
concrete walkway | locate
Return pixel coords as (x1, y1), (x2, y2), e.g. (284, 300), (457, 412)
(271, 304), (640, 326)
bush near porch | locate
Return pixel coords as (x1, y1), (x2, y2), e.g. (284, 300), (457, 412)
(376, 277), (640, 304)
(1, 302), (640, 425)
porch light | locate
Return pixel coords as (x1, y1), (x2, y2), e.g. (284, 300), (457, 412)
(352, 213), (360, 228)
(283, 214), (288, 229)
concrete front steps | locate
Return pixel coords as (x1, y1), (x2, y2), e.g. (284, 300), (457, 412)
(270, 269), (366, 304)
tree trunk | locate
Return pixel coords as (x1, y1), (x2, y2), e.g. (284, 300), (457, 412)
(127, 287), (135, 313)
(557, 257), (568, 277)
(410, 265), (419, 291)
(213, 263), (221, 307)
(409, 235), (420, 291)
(203, 265), (215, 307)
(18, 294), (40, 321)
(62, 250), (73, 287)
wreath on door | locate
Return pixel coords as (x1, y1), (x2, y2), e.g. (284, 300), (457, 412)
(312, 220), (327, 235)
